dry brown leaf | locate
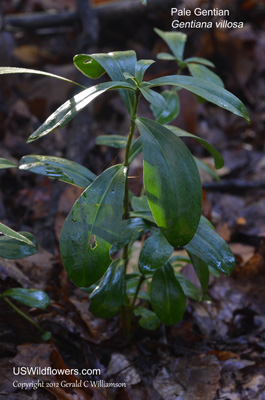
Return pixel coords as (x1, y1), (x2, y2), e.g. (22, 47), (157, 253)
(70, 297), (120, 342)
(107, 353), (141, 385)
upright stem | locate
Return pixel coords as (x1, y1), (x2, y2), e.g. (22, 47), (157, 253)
(122, 89), (140, 339)
(131, 274), (145, 309)
(122, 89), (140, 264)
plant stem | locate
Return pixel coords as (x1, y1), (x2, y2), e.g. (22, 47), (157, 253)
(123, 89), (140, 168)
(122, 89), (140, 338)
(122, 89), (140, 263)
(131, 274), (145, 309)
(3, 296), (45, 334)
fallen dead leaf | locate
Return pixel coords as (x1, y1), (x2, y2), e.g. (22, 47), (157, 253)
(107, 353), (141, 386)
(153, 354), (220, 400)
(70, 297), (120, 342)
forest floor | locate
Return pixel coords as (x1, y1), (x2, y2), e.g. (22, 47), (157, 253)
(0, 0), (264, 399)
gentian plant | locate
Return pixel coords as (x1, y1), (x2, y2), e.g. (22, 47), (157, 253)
(0, 29), (249, 337)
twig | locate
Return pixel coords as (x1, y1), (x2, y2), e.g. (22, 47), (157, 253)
(3, 0), (177, 32)
(203, 180), (265, 192)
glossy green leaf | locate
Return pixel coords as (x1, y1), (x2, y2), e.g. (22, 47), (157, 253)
(0, 67), (85, 88)
(150, 90), (180, 125)
(89, 259), (125, 318)
(135, 60), (154, 83)
(188, 63), (224, 87)
(0, 223), (35, 246)
(150, 262), (186, 325)
(96, 135), (127, 149)
(167, 125), (224, 169)
(110, 218), (150, 254)
(175, 273), (201, 301)
(201, 215), (215, 230)
(194, 157), (220, 182)
(188, 252), (209, 294)
(139, 230), (173, 274)
(60, 165), (126, 287)
(139, 86), (168, 110)
(0, 158), (17, 169)
(3, 288), (50, 309)
(184, 57), (215, 67)
(147, 76), (250, 122)
(74, 51), (137, 115)
(134, 307), (160, 330)
(154, 28), (187, 61)
(123, 72), (135, 82)
(184, 217), (235, 276)
(0, 232), (38, 259)
(27, 81), (136, 143)
(157, 52), (177, 61)
(19, 155), (95, 189)
(136, 118), (202, 247)
(73, 55), (105, 79)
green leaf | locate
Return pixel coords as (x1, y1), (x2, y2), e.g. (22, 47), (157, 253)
(150, 90), (180, 125)
(0, 232), (38, 259)
(0, 223), (35, 246)
(184, 217), (235, 276)
(60, 165), (126, 287)
(89, 259), (125, 318)
(188, 63), (224, 87)
(150, 262), (186, 325)
(154, 28), (187, 61)
(139, 230), (173, 274)
(134, 307), (160, 330)
(73, 55), (105, 79)
(194, 157), (220, 182)
(128, 137), (142, 163)
(126, 276), (140, 296)
(3, 288), (50, 309)
(184, 57), (215, 67)
(175, 273), (201, 301)
(188, 252), (209, 294)
(157, 52), (177, 61)
(0, 67), (85, 88)
(136, 118), (202, 247)
(74, 51), (137, 115)
(167, 125), (224, 169)
(137, 291), (150, 302)
(96, 135), (127, 149)
(135, 60), (154, 83)
(131, 195), (150, 212)
(26, 81), (136, 143)
(0, 158), (17, 169)
(170, 255), (190, 264)
(110, 218), (150, 254)
(19, 155), (95, 189)
(147, 76), (250, 122)
(130, 211), (155, 224)
(139, 86), (168, 110)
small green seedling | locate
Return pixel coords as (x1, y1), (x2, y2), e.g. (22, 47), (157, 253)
(0, 30), (249, 337)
